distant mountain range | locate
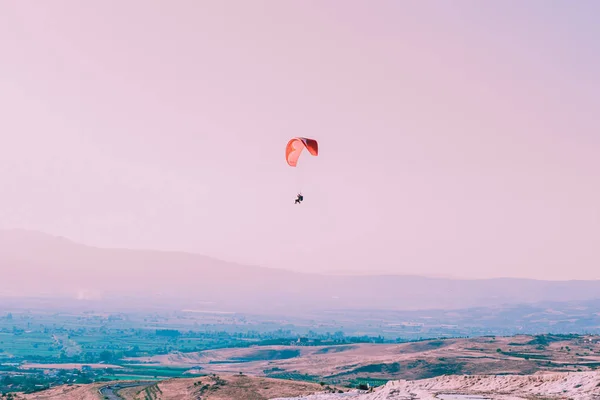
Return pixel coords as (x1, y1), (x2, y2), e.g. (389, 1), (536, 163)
(2, 229), (600, 314)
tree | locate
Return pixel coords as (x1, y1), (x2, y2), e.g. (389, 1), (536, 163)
(99, 350), (114, 362)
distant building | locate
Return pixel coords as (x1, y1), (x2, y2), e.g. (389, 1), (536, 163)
(43, 369), (59, 378)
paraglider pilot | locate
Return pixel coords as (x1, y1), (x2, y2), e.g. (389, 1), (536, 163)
(295, 193), (304, 204)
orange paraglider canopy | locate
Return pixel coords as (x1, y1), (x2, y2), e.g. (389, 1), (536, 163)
(286, 137), (318, 167)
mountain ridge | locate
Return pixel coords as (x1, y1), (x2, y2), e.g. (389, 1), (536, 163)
(2, 229), (600, 313)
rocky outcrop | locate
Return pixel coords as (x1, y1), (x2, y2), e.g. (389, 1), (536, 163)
(273, 371), (600, 399)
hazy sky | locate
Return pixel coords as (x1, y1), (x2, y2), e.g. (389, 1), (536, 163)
(1, 1), (599, 279)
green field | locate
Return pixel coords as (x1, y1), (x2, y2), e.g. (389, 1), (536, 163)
(350, 378), (389, 388)
(100, 375), (164, 381)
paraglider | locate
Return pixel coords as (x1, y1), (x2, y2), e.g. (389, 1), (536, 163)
(286, 137), (318, 204)
(285, 137), (318, 167)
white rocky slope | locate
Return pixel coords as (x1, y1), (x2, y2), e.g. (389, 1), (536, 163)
(272, 371), (600, 399)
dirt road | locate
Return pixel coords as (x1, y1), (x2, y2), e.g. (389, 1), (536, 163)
(99, 381), (154, 400)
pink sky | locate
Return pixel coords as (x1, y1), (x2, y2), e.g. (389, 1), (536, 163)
(1, 1), (598, 280)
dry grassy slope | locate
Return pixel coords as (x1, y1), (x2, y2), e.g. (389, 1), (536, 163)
(120, 375), (341, 400)
(15, 383), (105, 400)
(119, 385), (152, 399)
(127, 335), (600, 381)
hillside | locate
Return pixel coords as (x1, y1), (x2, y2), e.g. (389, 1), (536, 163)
(11, 383), (106, 400)
(14, 371), (600, 399)
(8, 335), (600, 399)
(3, 230), (600, 313)
(124, 335), (600, 385)
(14, 375), (338, 400)
(273, 371), (600, 400)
